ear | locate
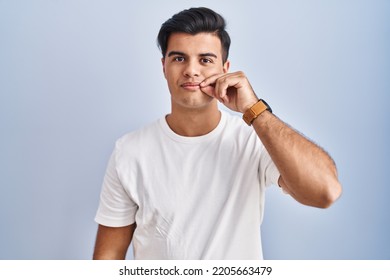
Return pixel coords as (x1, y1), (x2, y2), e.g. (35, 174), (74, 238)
(161, 57), (167, 78)
(223, 60), (230, 73)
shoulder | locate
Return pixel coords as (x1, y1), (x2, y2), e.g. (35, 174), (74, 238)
(114, 118), (163, 154)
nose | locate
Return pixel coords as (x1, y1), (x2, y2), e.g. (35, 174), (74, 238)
(183, 59), (200, 78)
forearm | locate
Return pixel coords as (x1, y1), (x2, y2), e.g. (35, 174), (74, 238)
(252, 111), (342, 208)
(200, 70), (342, 207)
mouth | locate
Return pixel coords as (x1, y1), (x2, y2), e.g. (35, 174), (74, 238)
(181, 82), (201, 90)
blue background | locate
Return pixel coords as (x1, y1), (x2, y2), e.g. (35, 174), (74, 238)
(0, 0), (389, 259)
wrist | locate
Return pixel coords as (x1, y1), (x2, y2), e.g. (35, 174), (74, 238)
(241, 98), (259, 113)
(242, 99), (272, 126)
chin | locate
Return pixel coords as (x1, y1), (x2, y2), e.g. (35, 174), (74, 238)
(175, 96), (216, 110)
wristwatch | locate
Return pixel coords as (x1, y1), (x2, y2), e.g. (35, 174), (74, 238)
(242, 99), (272, 126)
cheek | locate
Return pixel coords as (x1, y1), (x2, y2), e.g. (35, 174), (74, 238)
(164, 66), (180, 80)
(203, 65), (225, 76)
(164, 70), (180, 91)
(165, 72), (175, 84)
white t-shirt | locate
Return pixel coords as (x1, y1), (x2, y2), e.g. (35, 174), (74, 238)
(95, 110), (280, 259)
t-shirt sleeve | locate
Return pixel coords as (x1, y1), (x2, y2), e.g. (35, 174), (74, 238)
(258, 145), (281, 188)
(95, 148), (138, 227)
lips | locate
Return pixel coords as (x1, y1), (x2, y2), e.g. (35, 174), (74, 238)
(181, 82), (201, 90)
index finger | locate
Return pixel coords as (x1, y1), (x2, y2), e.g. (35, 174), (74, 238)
(200, 73), (227, 88)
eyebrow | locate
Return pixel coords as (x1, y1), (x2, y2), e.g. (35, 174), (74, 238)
(200, 52), (218, 58)
(167, 51), (218, 58)
(167, 51), (186, 57)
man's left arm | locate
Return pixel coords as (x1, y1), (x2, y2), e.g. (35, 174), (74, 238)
(251, 109), (342, 208)
(200, 71), (342, 208)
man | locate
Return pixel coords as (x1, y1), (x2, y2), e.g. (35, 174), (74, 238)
(93, 7), (342, 260)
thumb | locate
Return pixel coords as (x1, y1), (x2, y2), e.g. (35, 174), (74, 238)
(200, 84), (216, 98)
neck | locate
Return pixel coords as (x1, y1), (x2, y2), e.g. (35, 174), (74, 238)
(166, 102), (221, 137)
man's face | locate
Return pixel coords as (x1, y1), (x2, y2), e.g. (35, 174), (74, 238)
(162, 32), (230, 110)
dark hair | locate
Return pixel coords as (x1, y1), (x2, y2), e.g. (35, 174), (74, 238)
(157, 7), (231, 63)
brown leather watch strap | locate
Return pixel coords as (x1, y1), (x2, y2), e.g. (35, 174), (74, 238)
(243, 99), (269, 126)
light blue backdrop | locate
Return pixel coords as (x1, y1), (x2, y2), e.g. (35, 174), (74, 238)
(1, 0), (389, 259)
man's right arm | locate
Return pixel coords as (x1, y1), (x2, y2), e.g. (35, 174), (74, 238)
(93, 223), (136, 260)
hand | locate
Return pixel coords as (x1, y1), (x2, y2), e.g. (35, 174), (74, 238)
(200, 71), (259, 113)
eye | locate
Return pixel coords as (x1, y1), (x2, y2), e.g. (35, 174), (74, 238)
(200, 58), (213, 64)
(173, 56), (185, 62)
